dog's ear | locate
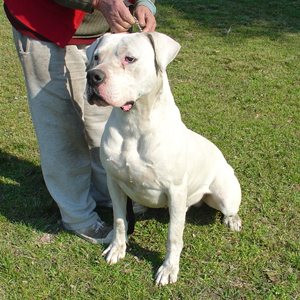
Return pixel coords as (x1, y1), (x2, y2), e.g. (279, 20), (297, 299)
(145, 32), (181, 72)
(85, 36), (104, 71)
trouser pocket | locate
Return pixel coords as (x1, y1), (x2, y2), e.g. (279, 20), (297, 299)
(12, 26), (30, 56)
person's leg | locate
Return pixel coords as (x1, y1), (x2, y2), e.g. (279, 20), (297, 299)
(12, 28), (109, 234)
(82, 88), (112, 207)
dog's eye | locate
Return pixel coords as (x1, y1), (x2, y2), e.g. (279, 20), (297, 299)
(125, 56), (136, 63)
(94, 55), (99, 61)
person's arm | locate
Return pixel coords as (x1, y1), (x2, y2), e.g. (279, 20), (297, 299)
(54, 0), (156, 32)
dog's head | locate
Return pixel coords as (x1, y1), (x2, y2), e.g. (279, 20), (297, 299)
(86, 32), (180, 111)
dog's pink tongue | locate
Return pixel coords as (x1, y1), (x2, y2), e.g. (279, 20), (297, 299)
(121, 103), (133, 111)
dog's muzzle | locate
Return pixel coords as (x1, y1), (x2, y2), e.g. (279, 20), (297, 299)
(86, 69), (108, 106)
(86, 69), (134, 111)
(86, 69), (106, 87)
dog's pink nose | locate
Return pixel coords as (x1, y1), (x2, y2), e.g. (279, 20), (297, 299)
(87, 69), (106, 86)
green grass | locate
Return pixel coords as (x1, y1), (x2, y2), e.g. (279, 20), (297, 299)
(1, 0), (299, 298)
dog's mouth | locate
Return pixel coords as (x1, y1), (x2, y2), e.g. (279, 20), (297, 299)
(87, 86), (134, 111)
(87, 87), (109, 107)
(121, 101), (134, 112)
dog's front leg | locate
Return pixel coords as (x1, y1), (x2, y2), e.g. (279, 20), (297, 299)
(155, 185), (187, 286)
(103, 176), (128, 264)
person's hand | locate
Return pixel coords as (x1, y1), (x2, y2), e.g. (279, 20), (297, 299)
(135, 5), (156, 32)
(92, 0), (135, 33)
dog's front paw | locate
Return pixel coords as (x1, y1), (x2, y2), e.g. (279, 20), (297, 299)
(155, 263), (179, 286)
(224, 214), (242, 232)
(102, 242), (126, 264)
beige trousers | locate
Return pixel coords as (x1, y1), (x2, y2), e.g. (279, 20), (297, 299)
(12, 28), (113, 230)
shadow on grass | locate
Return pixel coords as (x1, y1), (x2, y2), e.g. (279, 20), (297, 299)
(157, 0), (300, 38)
(0, 149), (61, 233)
(132, 204), (219, 228)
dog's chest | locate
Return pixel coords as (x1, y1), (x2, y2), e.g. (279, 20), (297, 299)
(101, 134), (170, 206)
(102, 136), (160, 185)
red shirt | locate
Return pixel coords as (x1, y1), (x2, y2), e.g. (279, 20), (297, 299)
(4, 0), (87, 47)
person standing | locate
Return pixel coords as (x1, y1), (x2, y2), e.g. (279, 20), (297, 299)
(3, 0), (156, 244)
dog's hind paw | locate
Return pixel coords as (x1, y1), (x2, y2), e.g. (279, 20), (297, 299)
(103, 242), (126, 264)
(223, 214), (242, 232)
(155, 263), (179, 286)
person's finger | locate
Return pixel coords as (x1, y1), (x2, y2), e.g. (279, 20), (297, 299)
(93, 0), (135, 32)
(135, 7), (156, 32)
(119, 9), (135, 26)
(113, 11), (135, 32)
(143, 14), (156, 32)
(110, 21), (131, 33)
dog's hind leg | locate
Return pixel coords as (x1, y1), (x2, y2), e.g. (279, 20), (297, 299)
(203, 164), (242, 232)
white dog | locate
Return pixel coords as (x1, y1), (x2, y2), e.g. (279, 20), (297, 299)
(86, 32), (242, 286)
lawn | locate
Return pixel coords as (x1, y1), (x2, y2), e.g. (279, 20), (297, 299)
(0, 0), (299, 299)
